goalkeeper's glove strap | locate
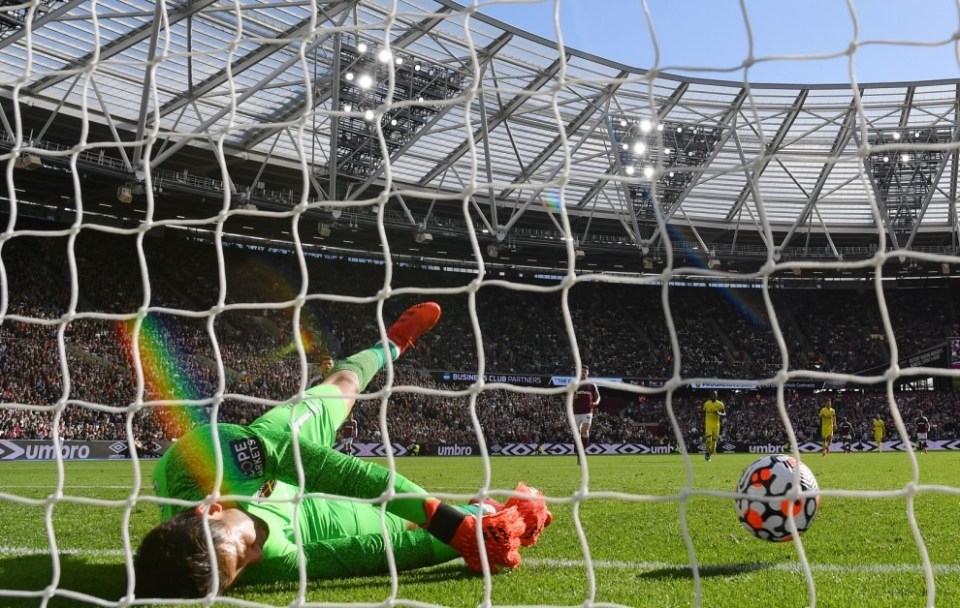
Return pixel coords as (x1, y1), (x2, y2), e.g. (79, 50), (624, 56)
(424, 501), (465, 544)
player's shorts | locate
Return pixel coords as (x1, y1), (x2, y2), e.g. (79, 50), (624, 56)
(841, 435), (852, 442)
(917, 432), (928, 441)
(249, 384), (347, 447)
(704, 423), (720, 438)
(575, 413), (593, 427)
(821, 428), (834, 441)
(874, 433), (883, 442)
(343, 436), (354, 445)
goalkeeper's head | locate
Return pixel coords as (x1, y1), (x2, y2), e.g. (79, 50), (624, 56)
(134, 503), (266, 598)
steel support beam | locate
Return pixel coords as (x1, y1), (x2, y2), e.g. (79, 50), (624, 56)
(131, 1), (166, 172)
(575, 81), (689, 209)
(344, 33), (514, 201)
(496, 71), (627, 203)
(148, 14), (354, 169)
(858, 86), (916, 249)
(902, 129), (960, 250)
(951, 85), (960, 250)
(345, 103), (459, 202)
(646, 88), (748, 248)
(724, 89), (809, 223)
(499, 112), (610, 235)
(416, 54), (566, 187)
(238, 7), (456, 152)
(24, 0), (221, 95)
(154, 1), (359, 122)
(0, 0), (88, 53)
(777, 92), (862, 251)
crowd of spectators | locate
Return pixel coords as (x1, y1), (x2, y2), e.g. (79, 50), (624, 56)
(1, 232), (960, 447)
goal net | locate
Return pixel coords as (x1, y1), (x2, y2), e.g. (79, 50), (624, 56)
(1, 0), (958, 607)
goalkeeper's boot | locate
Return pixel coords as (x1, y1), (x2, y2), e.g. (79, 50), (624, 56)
(424, 499), (524, 573)
(387, 302), (442, 355)
(504, 482), (553, 547)
(469, 496), (506, 515)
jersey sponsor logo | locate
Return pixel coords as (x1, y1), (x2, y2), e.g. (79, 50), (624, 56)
(229, 438), (265, 478)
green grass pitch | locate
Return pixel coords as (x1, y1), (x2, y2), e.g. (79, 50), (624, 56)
(0, 452), (958, 607)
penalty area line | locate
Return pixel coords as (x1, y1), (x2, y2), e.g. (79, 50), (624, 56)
(525, 558), (960, 575)
(1, 548), (957, 576)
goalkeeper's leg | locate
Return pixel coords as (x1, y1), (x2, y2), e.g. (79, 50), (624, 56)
(250, 302), (442, 445)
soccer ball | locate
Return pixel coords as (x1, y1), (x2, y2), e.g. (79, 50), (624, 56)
(735, 455), (820, 542)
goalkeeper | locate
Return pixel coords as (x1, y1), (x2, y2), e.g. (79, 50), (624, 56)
(134, 303), (552, 598)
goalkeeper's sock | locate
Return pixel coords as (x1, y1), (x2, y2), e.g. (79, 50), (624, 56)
(328, 343), (398, 392)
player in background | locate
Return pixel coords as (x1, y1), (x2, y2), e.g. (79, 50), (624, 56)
(838, 418), (854, 453)
(915, 411), (930, 454)
(818, 397), (836, 457)
(340, 414), (358, 456)
(872, 416), (885, 452)
(308, 354), (337, 385)
(702, 390), (726, 462)
(572, 366), (601, 465)
(134, 303), (552, 598)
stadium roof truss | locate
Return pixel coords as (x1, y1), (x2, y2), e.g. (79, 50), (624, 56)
(2, 0), (960, 269)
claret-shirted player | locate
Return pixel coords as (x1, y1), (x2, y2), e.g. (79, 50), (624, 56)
(572, 366), (601, 465)
(915, 411), (930, 454)
(340, 414), (358, 456)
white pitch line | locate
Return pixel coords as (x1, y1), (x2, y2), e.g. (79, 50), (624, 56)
(0, 547), (126, 557)
(524, 558), (960, 575)
(1, 548), (957, 575)
(2, 486), (145, 490)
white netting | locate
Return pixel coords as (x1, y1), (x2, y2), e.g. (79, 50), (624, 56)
(1, 1), (959, 607)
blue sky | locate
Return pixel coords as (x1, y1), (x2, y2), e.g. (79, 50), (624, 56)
(477, 0), (960, 84)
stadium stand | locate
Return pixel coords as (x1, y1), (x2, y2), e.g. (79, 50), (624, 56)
(1, 233), (959, 445)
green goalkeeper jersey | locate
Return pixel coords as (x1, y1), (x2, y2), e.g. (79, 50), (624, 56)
(153, 418), (459, 582)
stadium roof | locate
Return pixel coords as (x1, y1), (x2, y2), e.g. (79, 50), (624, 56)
(1, 0), (959, 272)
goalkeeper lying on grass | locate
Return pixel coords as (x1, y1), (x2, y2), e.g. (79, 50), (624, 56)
(134, 302), (552, 598)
